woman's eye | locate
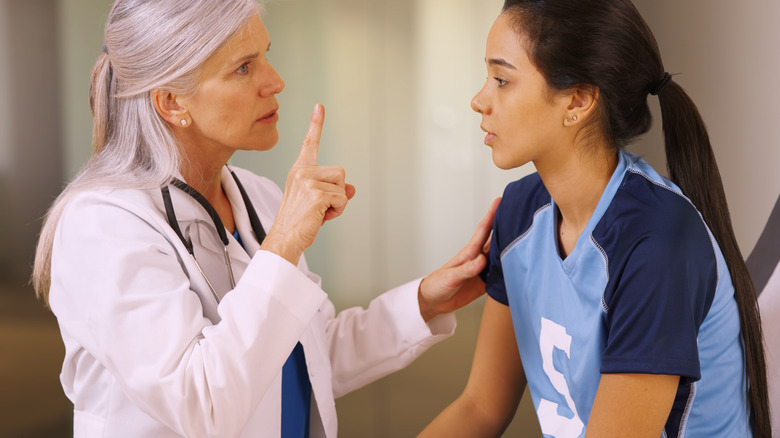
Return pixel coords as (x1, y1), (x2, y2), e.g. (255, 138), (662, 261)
(236, 62), (250, 75)
(495, 77), (507, 87)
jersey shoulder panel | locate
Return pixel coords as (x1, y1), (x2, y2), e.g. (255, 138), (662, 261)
(594, 168), (718, 312)
(594, 168), (719, 380)
(494, 172), (551, 255)
(485, 173), (551, 305)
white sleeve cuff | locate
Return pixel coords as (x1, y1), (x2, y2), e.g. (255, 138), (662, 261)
(379, 277), (457, 345)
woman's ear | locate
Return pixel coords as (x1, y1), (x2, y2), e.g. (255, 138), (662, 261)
(152, 89), (190, 128)
(563, 85), (599, 127)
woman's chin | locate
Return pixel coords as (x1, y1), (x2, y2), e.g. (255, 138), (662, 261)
(492, 153), (515, 170)
(249, 133), (279, 152)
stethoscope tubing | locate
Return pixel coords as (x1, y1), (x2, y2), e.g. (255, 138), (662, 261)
(161, 166), (266, 304)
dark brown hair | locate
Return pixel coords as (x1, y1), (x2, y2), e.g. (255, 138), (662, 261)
(501, 0), (770, 435)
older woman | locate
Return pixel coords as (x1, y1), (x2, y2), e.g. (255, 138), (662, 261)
(32, 1), (496, 437)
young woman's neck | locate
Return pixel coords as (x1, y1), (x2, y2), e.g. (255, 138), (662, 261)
(536, 143), (618, 242)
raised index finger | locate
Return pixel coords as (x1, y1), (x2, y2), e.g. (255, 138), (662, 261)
(296, 103), (324, 166)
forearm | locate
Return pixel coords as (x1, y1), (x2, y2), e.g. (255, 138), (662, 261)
(421, 297), (525, 438)
(326, 278), (456, 397)
(584, 373), (679, 438)
(420, 394), (513, 438)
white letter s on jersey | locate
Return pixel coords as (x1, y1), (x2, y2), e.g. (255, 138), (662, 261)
(537, 317), (585, 438)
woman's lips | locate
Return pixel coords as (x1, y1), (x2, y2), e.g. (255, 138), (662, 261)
(257, 109), (279, 124)
(484, 133), (497, 145)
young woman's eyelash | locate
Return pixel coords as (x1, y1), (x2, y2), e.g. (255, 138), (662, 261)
(495, 77), (507, 87)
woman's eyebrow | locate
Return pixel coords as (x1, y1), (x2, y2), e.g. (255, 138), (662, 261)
(231, 52), (260, 65)
(487, 58), (517, 70)
(228, 42), (269, 66)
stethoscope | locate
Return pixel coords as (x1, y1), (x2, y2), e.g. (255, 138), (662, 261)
(161, 166), (266, 303)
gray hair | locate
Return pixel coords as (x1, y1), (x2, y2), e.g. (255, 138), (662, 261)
(33, 0), (262, 302)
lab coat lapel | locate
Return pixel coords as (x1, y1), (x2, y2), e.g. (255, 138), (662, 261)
(171, 193), (234, 304)
(221, 166), (264, 257)
(166, 170), (249, 305)
(222, 167), (338, 436)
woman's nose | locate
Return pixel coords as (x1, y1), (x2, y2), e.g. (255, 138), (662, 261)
(260, 63), (285, 97)
(471, 87), (488, 114)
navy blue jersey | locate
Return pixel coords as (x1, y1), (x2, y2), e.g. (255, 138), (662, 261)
(485, 151), (751, 437)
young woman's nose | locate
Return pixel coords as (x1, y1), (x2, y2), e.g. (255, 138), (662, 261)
(471, 85), (490, 115)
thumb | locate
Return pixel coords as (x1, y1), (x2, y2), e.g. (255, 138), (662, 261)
(296, 103), (324, 166)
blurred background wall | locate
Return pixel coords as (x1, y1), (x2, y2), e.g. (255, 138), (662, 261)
(0, 0), (777, 436)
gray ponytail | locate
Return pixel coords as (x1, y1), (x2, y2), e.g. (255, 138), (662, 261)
(90, 51), (113, 153)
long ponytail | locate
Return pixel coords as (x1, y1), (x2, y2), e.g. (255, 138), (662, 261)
(90, 50), (113, 154)
(657, 80), (771, 437)
(31, 47), (117, 300)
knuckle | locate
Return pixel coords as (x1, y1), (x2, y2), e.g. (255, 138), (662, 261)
(289, 170), (304, 183)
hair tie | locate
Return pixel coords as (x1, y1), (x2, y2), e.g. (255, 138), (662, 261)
(102, 43), (109, 54)
(650, 72), (672, 96)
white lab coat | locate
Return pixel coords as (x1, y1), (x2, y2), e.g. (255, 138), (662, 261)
(49, 166), (455, 438)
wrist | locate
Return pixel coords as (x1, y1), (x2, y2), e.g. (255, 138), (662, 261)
(418, 278), (438, 323)
(259, 233), (303, 266)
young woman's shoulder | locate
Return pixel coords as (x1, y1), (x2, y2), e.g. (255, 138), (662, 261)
(605, 168), (712, 247)
(499, 172), (551, 220)
(490, 173), (553, 255)
(594, 166), (719, 290)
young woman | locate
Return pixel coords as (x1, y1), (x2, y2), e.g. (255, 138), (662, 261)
(421, 0), (771, 437)
(31, 1), (496, 436)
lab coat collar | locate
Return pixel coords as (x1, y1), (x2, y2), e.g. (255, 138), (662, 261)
(163, 165), (275, 278)
(165, 166), (272, 254)
(221, 165), (270, 256)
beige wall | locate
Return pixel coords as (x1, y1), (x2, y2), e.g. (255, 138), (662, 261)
(0, 0), (64, 283)
(58, 0), (113, 176)
(0, 1), (10, 176)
